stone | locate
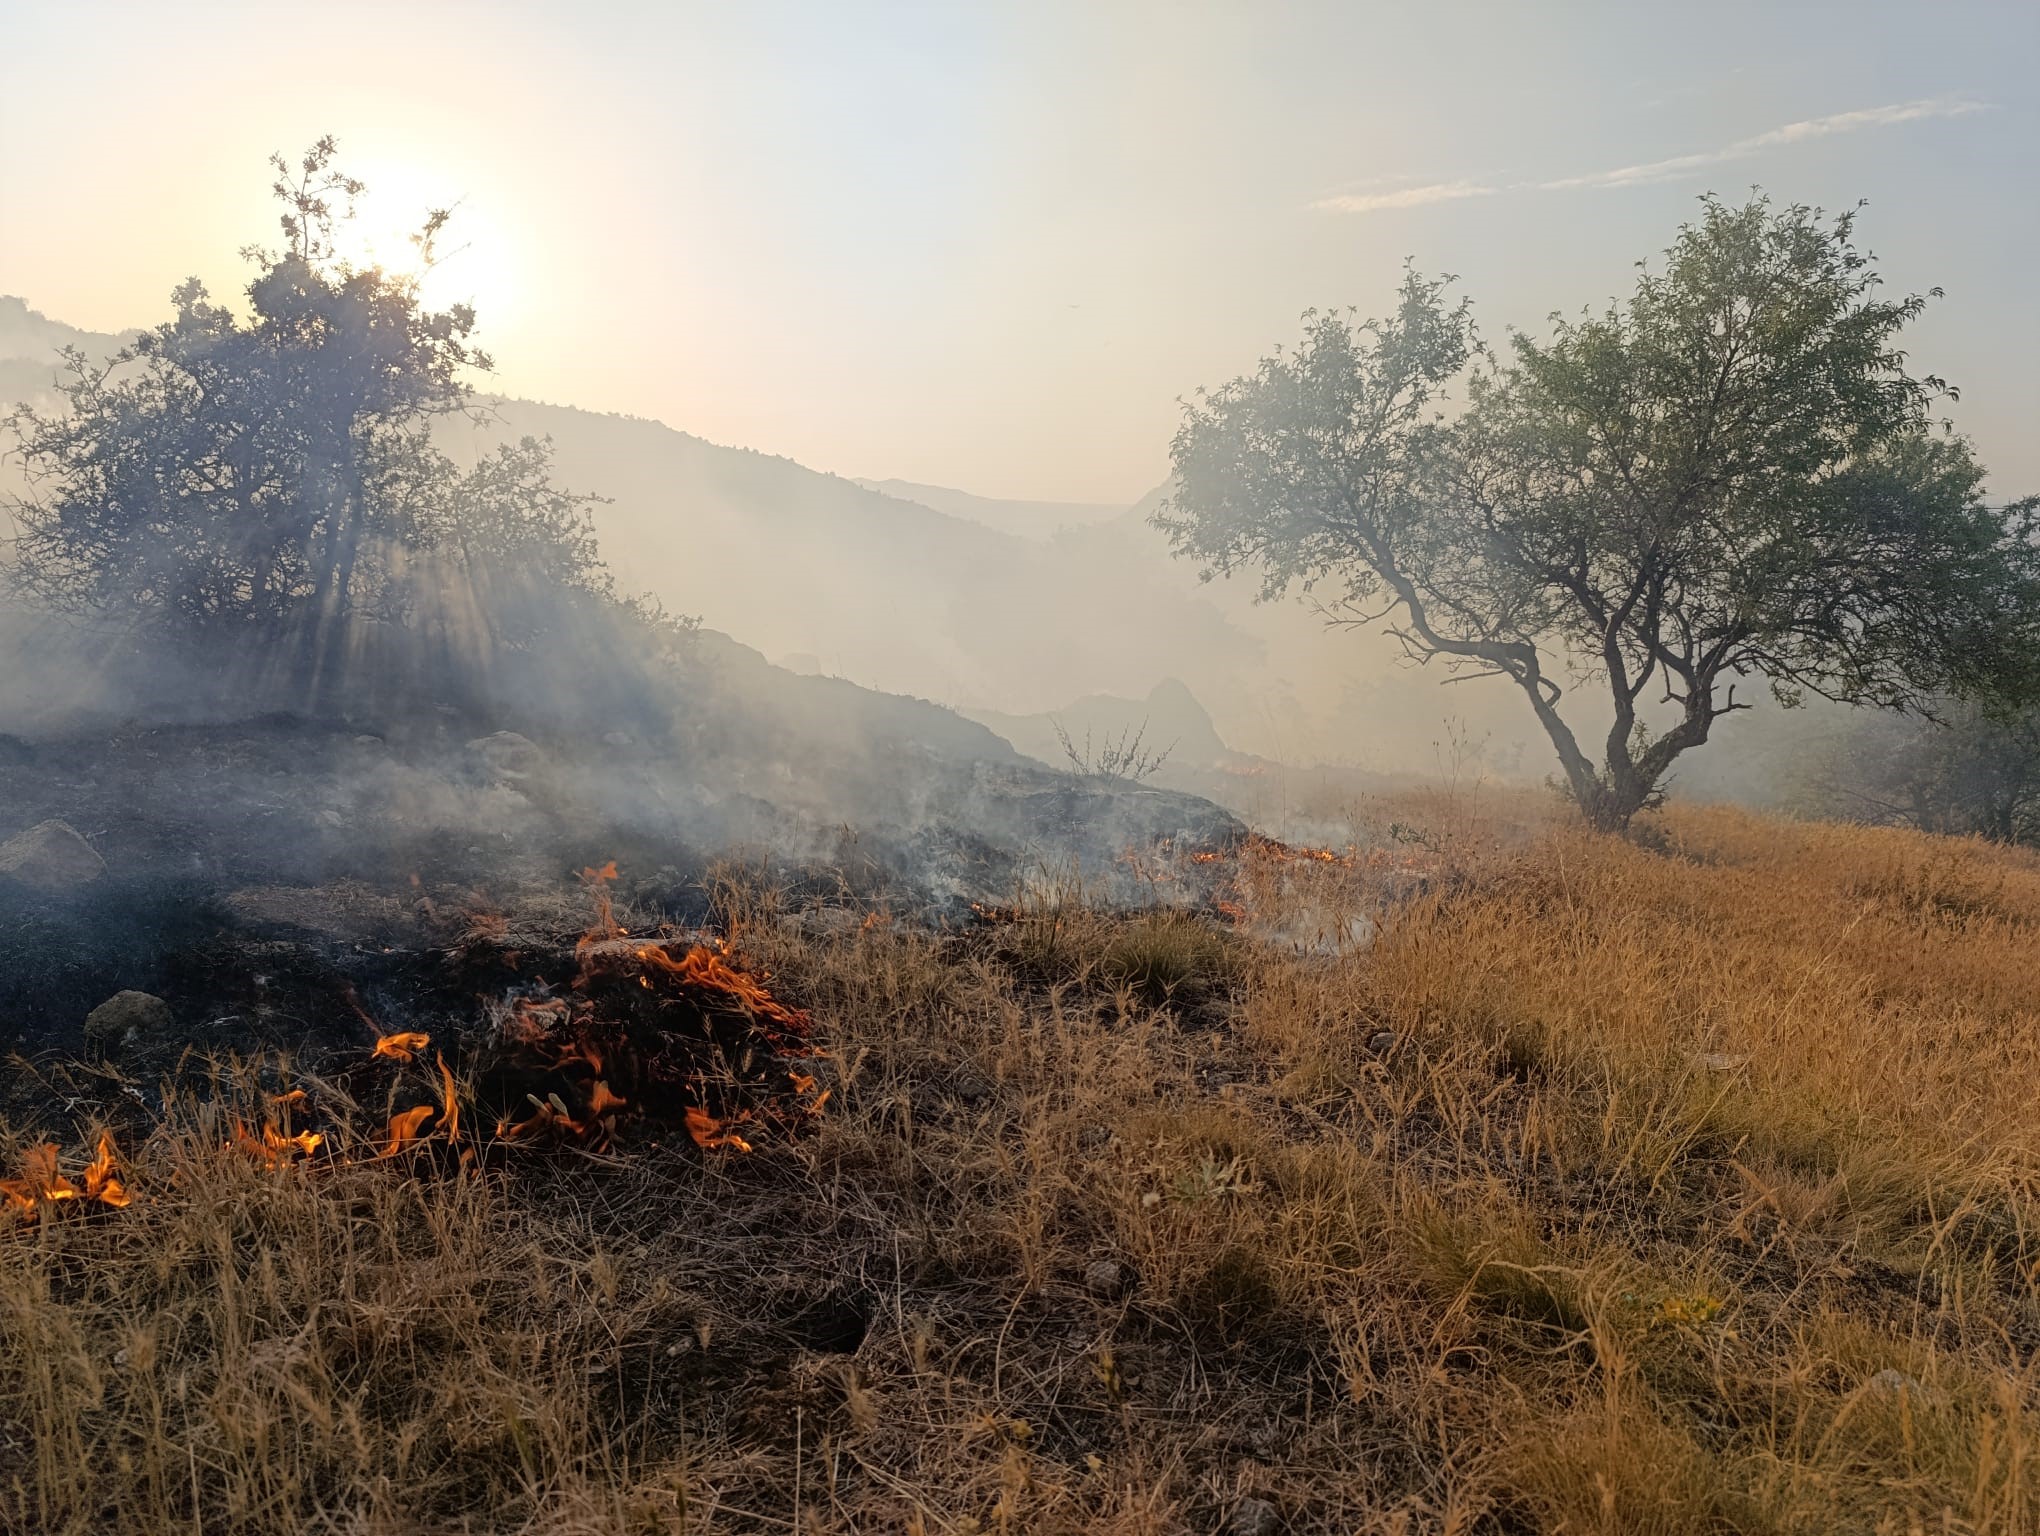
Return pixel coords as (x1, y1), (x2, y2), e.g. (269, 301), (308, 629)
(797, 906), (865, 940)
(85, 991), (174, 1059)
(1084, 1258), (1131, 1300)
(949, 1069), (993, 1106)
(1230, 1496), (1282, 1535)
(466, 731), (545, 781)
(1366, 1029), (1399, 1056)
(0, 819), (107, 893)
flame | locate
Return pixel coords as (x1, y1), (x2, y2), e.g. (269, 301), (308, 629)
(685, 1105), (753, 1153)
(3, 1134), (135, 1220)
(436, 1054), (461, 1144)
(82, 1132), (131, 1209)
(380, 1104), (437, 1157)
(0, 861), (825, 1227)
(498, 1092), (587, 1143)
(233, 1121), (324, 1166)
(1, 1143), (80, 1217)
(625, 942), (811, 1039)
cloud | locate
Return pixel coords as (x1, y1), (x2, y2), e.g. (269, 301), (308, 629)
(1310, 179), (1497, 214)
(1313, 97), (1989, 213)
(1537, 96), (1990, 191)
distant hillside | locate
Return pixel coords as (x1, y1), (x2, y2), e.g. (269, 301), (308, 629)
(0, 295), (1549, 775)
(448, 400), (1262, 715)
(0, 296), (132, 413)
(853, 477), (1125, 539)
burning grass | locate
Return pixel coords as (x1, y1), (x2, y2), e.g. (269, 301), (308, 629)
(6, 800), (2040, 1532)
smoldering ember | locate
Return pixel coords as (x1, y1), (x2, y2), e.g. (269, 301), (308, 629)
(7, 15), (2040, 1530)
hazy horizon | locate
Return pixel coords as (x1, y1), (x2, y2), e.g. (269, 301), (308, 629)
(3, 0), (2036, 507)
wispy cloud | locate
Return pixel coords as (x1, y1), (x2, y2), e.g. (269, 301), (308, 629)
(1537, 97), (1990, 191)
(1312, 96), (1990, 214)
(1311, 179), (1497, 215)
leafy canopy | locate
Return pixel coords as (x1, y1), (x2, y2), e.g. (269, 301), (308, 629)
(1160, 195), (2040, 829)
(5, 138), (607, 686)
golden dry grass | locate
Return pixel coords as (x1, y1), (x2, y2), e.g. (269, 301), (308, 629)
(5, 798), (2040, 1533)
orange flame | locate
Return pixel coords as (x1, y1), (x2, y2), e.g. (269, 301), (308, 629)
(380, 1104), (437, 1157)
(82, 1132), (131, 1209)
(1, 1143), (80, 1217)
(373, 1031), (432, 1064)
(685, 1105), (753, 1153)
(436, 1054), (461, 1145)
(232, 1121), (324, 1166)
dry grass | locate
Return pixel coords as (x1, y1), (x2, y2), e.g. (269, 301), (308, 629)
(6, 798), (2040, 1532)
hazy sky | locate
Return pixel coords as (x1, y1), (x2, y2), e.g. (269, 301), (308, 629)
(3, 0), (2035, 503)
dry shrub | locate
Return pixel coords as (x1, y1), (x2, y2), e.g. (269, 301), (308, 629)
(1095, 910), (1237, 1005)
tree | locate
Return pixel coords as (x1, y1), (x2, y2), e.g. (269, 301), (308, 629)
(1805, 700), (2040, 845)
(1158, 196), (2040, 831)
(5, 138), (605, 703)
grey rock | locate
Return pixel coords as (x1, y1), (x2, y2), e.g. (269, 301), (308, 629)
(0, 819), (107, 892)
(1366, 1029), (1399, 1056)
(1230, 1496), (1281, 1536)
(466, 731), (545, 781)
(1084, 1258), (1131, 1300)
(85, 991), (174, 1059)
(949, 1069), (994, 1106)
(795, 906), (866, 940)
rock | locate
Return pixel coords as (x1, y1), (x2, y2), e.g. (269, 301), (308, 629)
(795, 906), (865, 940)
(466, 731), (545, 781)
(0, 733), (35, 766)
(948, 1069), (994, 1106)
(0, 820), (107, 892)
(1084, 1258), (1131, 1300)
(1366, 1029), (1399, 1056)
(85, 991), (174, 1059)
(602, 730), (634, 747)
(1230, 1496), (1282, 1535)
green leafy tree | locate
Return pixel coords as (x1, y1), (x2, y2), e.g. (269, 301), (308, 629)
(1159, 196), (2040, 830)
(1806, 700), (2040, 845)
(5, 138), (604, 701)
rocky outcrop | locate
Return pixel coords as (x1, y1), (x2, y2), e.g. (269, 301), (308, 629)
(0, 819), (106, 892)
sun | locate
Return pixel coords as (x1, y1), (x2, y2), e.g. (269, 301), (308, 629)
(331, 161), (519, 323)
